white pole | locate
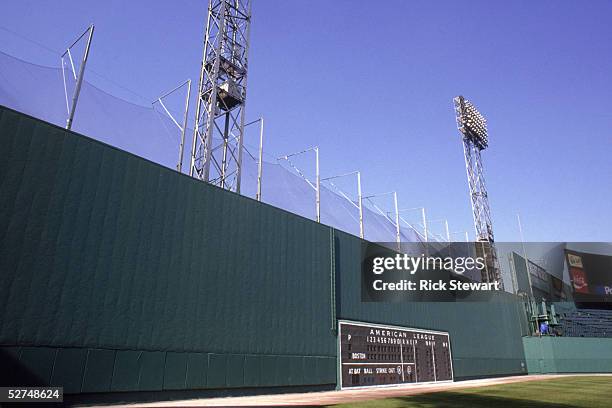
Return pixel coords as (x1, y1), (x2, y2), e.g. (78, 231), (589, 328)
(394, 192), (401, 250)
(315, 147), (320, 223)
(256, 117), (264, 201)
(421, 208), (428, 242)
(445, 220), (450, 242)
(357, 171), (364, 239)
(422, 207), (428, 256)
(66, 25), (94, 130)
(177, 79), (191, 173)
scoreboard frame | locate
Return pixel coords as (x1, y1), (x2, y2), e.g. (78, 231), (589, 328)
(337, 320), (454, 389)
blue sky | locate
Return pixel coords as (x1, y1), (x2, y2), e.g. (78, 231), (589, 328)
(2, 0), (611, 242)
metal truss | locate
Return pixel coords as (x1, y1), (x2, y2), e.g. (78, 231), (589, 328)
(454, 96), (504, 287)
(190, 0), (252, 192)
(462, 139), (494, 243)
(462, 135), (503, 286)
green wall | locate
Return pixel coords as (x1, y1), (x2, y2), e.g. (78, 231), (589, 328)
(0, 105), (531, 395)
(523, 337), (612, 374)
(0, 106), (336, 392)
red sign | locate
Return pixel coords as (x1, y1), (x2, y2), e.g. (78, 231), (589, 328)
(570, 267), (589, 294)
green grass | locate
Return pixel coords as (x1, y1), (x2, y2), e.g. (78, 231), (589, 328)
(331, 376), (612, 408)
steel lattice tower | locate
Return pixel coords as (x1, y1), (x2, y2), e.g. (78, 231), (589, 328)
(190, 0), (251, 192)
(453, 96), (503, 288)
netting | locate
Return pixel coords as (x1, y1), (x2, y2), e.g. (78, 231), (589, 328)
(0, 51), (425, 244)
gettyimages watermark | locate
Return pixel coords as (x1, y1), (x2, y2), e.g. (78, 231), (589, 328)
(360, 242), (612, 303)
(362, 242), (500, 302)
(370, 252), (499, 291)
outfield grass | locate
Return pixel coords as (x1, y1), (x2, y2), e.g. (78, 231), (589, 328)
(331, 376), (612, 408)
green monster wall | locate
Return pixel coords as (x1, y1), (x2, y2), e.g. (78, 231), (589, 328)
(0, 105), (528, 396)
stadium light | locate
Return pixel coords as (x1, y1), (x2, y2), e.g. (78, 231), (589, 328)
(454, 95), (488, 150)
(453, 95), (503, 287)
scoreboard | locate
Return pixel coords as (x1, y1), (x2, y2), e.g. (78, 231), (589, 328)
(339, 321), (453, 388)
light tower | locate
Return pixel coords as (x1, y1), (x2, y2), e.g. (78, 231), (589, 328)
(190, 0), (252, 192)
(453, 95), (503, 288)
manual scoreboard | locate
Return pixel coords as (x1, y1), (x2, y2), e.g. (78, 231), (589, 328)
(339, 321), (453, 388)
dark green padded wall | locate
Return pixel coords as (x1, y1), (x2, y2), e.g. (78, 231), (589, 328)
(333, 230), (530, 380)
(0, 105), (531, 394)
(0, 106), (336, 391)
